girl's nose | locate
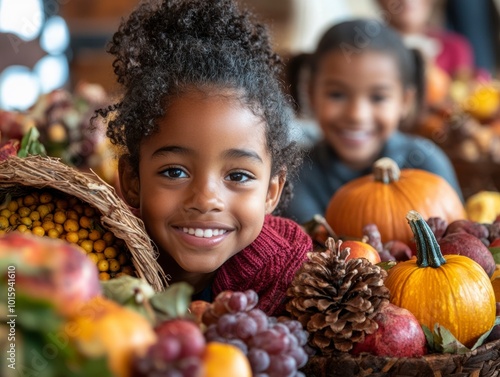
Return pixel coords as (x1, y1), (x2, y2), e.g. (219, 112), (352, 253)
(184, 178), (224, 213)
(345, 97), (371, 124)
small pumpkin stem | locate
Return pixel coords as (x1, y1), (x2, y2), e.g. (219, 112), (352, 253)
(373, 157), (400, 184)
(313, 214), (339, 241)
(406, 210), (446, 268)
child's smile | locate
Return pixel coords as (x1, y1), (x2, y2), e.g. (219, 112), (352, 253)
(123, 88), (283, 284)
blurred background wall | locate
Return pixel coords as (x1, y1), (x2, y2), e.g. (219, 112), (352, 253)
(0, 0), (498, 110)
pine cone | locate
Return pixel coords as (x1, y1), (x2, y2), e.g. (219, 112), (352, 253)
(286, 238), (390, 354)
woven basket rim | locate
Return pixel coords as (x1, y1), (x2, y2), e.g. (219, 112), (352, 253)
(0, 155), (168, 291)
(305, 337), (500, 376)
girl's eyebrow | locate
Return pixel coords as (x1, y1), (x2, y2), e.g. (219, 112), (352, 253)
(150, 146), (263, 163)
(223, 148), (263, 164)
(152, 145), (193, 157)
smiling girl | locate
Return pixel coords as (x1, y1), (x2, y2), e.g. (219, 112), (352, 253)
(94, 0), (312, 316)
(283, 19), (462, 224)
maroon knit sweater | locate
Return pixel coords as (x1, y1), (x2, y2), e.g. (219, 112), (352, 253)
(212, 215), (312, 316)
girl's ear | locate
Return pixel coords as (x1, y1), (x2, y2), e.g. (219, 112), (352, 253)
(401, 87), (416, 119)
(265, 173), (286, 214)
(118, 156), (140, 208)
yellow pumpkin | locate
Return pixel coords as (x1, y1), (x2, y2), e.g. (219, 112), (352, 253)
(325, 157), (465, 244)
(384, 210), (496, 348)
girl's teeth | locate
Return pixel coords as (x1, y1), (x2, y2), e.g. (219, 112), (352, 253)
(182, 228), (226, 238)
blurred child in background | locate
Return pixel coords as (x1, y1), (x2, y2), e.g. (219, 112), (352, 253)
(282, 19), (462, 224)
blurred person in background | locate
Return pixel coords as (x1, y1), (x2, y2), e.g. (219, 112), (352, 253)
(444, 0), (498, 78)
(376, 0), (488, 81)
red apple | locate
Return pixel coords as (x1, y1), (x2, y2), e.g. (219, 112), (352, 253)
(154, 318), (206, 358)
(340, 240), (381, 265)
(351, 302), (427, 358)
(0, 232), (101, 315)
(439, 232), (496, 277)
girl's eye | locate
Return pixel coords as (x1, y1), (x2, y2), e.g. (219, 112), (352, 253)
(371, 94), (387, 103)
(328, 91), (345, 100)
(161, 167), (188, 179)
(226, 171), (254, 183)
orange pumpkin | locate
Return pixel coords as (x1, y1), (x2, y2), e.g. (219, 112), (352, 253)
(384, 210), (496, 347)
(425, 64), (451, 106)
(66, 296), (157, 377)
(325, 157), (465, 244)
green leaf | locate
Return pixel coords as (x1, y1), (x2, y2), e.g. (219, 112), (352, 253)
(422, 324), (435, 350)
(423, 323), (470, 354)
(471, 316), (500, 350)
(376, 261), (397, 271)
(150, 282), (194, 321)
(101, 275), (155, 305)
(423, 319), (500, 354)
(489, 246), (500, 264)
(18, 127), (47, 158)
(101, 275), (157, 323)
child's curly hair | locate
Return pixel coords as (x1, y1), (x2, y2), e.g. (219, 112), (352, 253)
(94, 0), (303, 213)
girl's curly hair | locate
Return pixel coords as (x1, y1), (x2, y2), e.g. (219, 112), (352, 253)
(94, 0), (303, 213)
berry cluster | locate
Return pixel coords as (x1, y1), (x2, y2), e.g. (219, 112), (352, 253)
(202, 290), (310, 377)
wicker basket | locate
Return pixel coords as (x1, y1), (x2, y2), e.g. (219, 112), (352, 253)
(302, 338), (500, 377)
(0, 155), (168, 291)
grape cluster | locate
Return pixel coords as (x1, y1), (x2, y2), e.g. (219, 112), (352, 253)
(132, 319), (206, 377)
(202, 290), (310, 377)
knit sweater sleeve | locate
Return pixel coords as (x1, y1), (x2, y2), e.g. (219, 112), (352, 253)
(212, 215), (312, 316)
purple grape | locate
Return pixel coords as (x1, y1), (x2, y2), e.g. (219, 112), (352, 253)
(247, 348), (271, 373)
(227, 338), (249, 354)
(227, 291), (248, 312)
(217, 313), (238, 337)
(161, 370), (183, 377)
(251, 330), (290, 354)
(267, 354), (297, 377)
(201, 290), (310, 377)
(235, 313), (258, 339)
(248, 308), (269, 332)
(178, 357), (203, 377)
(273, 323), (291, 336)
(204, 324), (219, 339)
(245, 289), (259, 310)
(287, 347), (308, 368)
(279, 318), (303, 334)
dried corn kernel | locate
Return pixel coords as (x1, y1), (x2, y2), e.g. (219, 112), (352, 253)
(5, 190), (136, 280)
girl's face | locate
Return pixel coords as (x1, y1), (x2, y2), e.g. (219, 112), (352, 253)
(120, 88), (284, 282)
(310, 50), (413, 170)
(378, 0), (434, 34)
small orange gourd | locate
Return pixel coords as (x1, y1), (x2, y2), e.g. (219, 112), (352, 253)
(325, 157), (465, 244)
(384, 210), (496, 348)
